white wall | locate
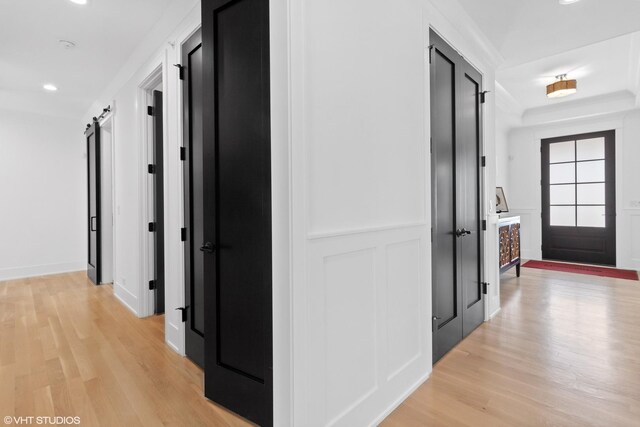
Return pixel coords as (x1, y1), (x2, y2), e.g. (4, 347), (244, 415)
(0, 108), (85, 280)
(277, 0), (502, 424)
(83, 0), (502, 425)
(507, 109), (640, 269)
(81, 0), (200, 353)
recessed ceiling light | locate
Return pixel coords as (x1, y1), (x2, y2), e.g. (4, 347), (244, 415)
(43, 84), (58, 92)
(69, 0), (87, 4)
(559, 0), (580, 5)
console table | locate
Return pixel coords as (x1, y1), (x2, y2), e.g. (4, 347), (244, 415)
(498, 216), (521, 277)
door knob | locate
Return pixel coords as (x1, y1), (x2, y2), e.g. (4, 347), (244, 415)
(199, 242), (215, 253)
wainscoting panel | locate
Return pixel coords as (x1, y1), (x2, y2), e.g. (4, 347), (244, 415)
(630, 213), (640, 266)
(385, 239), (422, 380)
(305, 225), (430, 426)
(324, 248), (378, 424)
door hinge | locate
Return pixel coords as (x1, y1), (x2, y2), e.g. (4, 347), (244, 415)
(176, 306), (188, 322)
(180, 146), (186, 161)
(480, 90), (490, 104)
(148, 164), (156, 174)
(428, 44), (434, 64)
(430, 137), (433, 153)
(148, 222), (156, 232)
(431, 227), (433, 242)
(147, 106), (153, 116)
(173, 63), (184, 80)
(482, 282), (489, 295)
(481, 156), (486, 167)
(148, 280), (156, 290)
(181, 227), (187, 242)
(482, 220), (487, 231)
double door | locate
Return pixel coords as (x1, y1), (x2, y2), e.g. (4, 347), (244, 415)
(430, 30), (485, 363)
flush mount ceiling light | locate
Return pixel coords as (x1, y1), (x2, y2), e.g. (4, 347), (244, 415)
(546, 74), (577, 98)
(43, 84), (58, 92)
(69, 0), (87, 4)
(559, 0), (581, 4)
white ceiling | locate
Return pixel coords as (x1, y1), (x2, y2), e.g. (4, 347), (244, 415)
(457, 0), (640, 67)
(496, 32), (640, 110)
(458, 0), (640, 114)
(0, 0), (173, 118)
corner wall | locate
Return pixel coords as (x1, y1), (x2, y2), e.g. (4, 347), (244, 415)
(0, 108), (85, 281)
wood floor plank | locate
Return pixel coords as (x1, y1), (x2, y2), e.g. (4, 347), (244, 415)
(0, 272), (252, 426)
(383, 266), (640, 426)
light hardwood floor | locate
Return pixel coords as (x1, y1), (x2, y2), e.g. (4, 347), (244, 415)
(383, 266), (640, 426)
(0, 272), (251, 426)
(2, 268), (639, 426)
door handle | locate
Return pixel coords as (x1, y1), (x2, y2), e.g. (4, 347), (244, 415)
(199, 242), (215, 253)
(455, 228), (471, 237)
(90, 216), (97, 232)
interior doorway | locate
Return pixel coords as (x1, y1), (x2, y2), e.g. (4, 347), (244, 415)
(541, 130), (616, 266)
(146, 82), (165, 314)
(85, 112), (115, 286)
(430, 29), (485, 363)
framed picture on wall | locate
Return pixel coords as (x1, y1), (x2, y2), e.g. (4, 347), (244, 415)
(496, 187), (509, 213)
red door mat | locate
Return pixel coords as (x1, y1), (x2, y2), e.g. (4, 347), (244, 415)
(523, 260), (639, 281)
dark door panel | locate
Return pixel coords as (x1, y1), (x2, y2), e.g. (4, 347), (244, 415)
(202, 0), (272, 425)
(182, 28), (205, 369)
(152, 90), (165, 314)
(86, 121), (101, 285)
(430, 38), (462, 362)
(459, 72), (483, 337)
(541, 130), (616, 266)
(430, 30), (484, 363)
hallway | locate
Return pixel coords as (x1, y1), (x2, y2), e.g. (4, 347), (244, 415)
(0, 273), (249, 426)
(2, 267), (639, 425)
(384, 267), (640, 426)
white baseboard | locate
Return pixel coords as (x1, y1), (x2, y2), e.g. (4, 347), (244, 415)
(113, 281), (140, 316)
(370, 372), (431, 426)
(0, 261), (85, 282)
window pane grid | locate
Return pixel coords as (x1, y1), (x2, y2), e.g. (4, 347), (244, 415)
(547, 137), (607, 228)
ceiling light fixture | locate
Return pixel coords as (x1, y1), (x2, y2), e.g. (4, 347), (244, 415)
(69, 0), (87, 4)
(559, 0), (580, 5)
(546, 74), (577, 98)
(43, 84), (58, 92)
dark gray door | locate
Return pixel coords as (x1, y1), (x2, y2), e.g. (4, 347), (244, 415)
(86, 121), (101, 285)
(181, 28), (205, 369)
(541, 130), (616, 266)
(202, 0), (272, 425)
(151, 90), (165, 314)
(430, 30), (484, 363)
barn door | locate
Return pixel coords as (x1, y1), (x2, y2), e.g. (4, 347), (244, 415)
(85, 120), (101, 285)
